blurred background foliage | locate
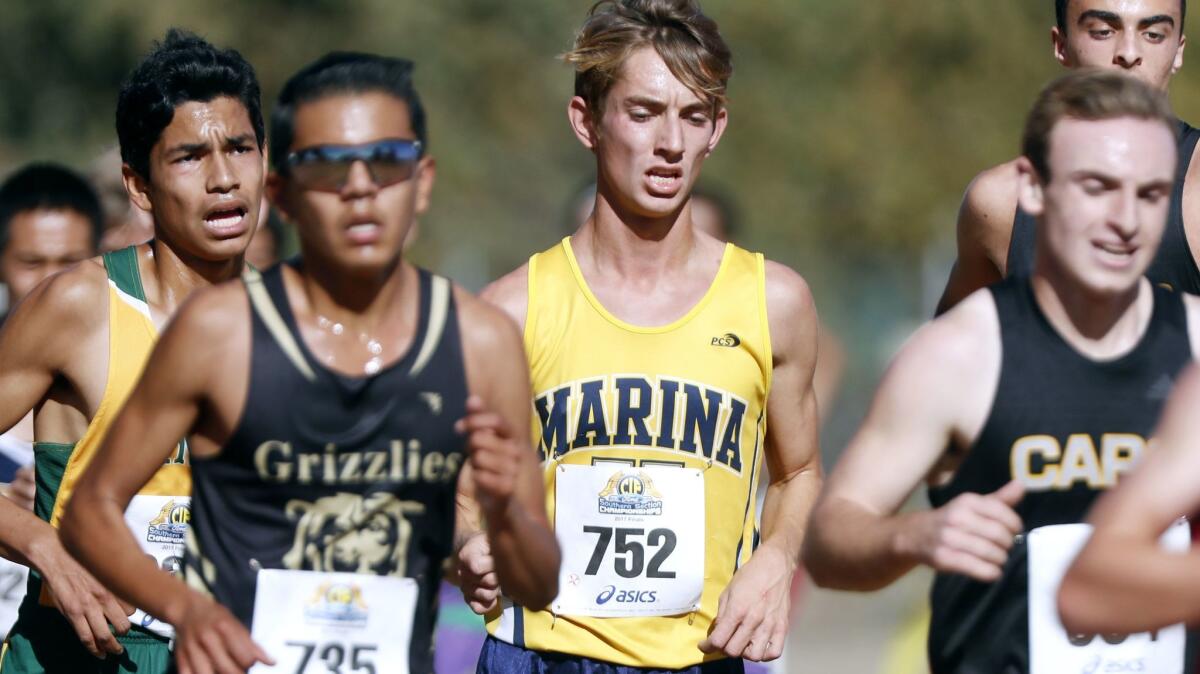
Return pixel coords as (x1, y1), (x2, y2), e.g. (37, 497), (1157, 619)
(2, 0), (1199, 450)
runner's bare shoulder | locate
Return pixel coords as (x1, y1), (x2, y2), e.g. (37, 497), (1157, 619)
(454, 283), (524, 362)
(480, 263), (529, 331)
(1, 257), (111, 361)
(959, 159), (1023, 270)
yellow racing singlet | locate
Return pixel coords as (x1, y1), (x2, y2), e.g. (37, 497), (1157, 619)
(32, 245), (190, 608)
(486, 238), (771, 668)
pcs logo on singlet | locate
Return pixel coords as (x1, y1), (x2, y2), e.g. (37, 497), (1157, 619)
(146, 500), (190, 544)
(303, 582), (369, 628)
(597, 470), (663, 516)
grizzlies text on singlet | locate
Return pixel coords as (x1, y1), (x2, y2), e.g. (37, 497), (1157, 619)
(3, 246), (190, 663)
(926, 277), (1193, 673)
(1008, 121), (1200, 293)
(485, 238), (771, 669)
(186, 264), (467, 674)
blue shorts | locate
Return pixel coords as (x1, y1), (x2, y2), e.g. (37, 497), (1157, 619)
(476, 636), (745, 674)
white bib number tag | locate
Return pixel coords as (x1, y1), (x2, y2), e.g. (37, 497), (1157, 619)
(0, 555), (28, 634)
(123, 494), (190, 637)
(250, 569), (418, 674)
(552, 463), (704, 618)
(1028, 521), (1189, 674)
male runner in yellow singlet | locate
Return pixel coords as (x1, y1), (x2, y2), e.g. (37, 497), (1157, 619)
(0, 28), (265, 674)
(457, 1), (823, 671)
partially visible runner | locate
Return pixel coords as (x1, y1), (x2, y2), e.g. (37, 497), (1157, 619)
(460, 1), (823, 672)
(938, 0), (1195, 313)
(62, 52), (559, 674)
(803, 70), (1200, 673)
(1058, 362), (1200, 635)
(0, 164), (103, 505)
(0, 163), (102, 637)
(0, 28), (266, 673)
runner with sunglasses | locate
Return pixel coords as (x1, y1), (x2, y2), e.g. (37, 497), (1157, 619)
(0, 30), (265, 674)
(61, 52), (560, 674)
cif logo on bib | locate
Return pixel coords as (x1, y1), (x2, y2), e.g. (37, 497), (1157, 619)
(598, 471), (663, 516)
(304, 582), (369, 628)
(146, 500), (190, 544)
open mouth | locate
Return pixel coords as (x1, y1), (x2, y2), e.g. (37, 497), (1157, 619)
(345, 221), (382, 245)
(203, 206), (248, 233)
(645, 168), (683, 193)
(1093, 241), (1137, 267)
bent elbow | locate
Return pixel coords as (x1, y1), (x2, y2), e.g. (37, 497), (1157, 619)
(1057, 571), (1103, 635)
(58, 502), (85, 559)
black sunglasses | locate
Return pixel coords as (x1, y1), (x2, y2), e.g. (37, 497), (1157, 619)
(284, 139), (423, 193)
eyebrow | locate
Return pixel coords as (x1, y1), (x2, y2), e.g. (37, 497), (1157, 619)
(1077, 9), (1176, 30)
(165, 142), (210, 156)
(1138, 14), (1176, 29)
(224, 134), (255, 146)
(624, 96), (667, 108)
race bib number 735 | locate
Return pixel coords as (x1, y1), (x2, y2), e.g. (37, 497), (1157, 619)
(250, 569), (418, 674)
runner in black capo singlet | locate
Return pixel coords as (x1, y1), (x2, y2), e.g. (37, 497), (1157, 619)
(60, 52), (560, 674)
(803, 71), (1200, 674)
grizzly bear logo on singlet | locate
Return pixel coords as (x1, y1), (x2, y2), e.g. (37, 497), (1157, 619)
(282, 492), (425, 576)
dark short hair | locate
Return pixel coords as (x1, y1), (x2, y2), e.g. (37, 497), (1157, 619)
(116, 28), (264, 180)
(1056, 0), (1187, 34)
(1023, 69), (1177, 182)
(564, 0), (733, 116)
(270, 52), (428, 173)
(0, 163), (104, 251)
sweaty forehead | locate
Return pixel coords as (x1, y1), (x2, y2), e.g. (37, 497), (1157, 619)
(290, 92), (415, 149)
(158, 97), (254, 146)
(1048, 116), (1177, 178)
(608, 46), (708, 108)
(1069, 0), (1182, 21)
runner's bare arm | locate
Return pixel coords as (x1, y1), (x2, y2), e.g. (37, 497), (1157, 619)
(1059, 365), (1200, 634)
(803, 291), (1020, 590)
(62, 284), (270, 672)
(935, 162), (1020, 315)
(452, 264), (535, 612)
(0, 261), (138, 657)
(700, 262), (822, 662)
(456, 287), (559, 611)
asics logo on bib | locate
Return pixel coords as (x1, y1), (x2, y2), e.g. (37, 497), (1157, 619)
(1010, 433), (1145, 490)
(535, 375), (748, 473)
(595, 585), (658, 605)
(711, 333), (741, 348)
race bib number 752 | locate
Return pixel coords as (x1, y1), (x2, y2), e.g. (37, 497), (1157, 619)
(552, 464), (704, 618)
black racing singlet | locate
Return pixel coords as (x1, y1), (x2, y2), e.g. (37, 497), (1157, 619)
(1007, 121), (1200, 294)
(926, 277), (1193, 674)
(186, 263), (468, 674)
